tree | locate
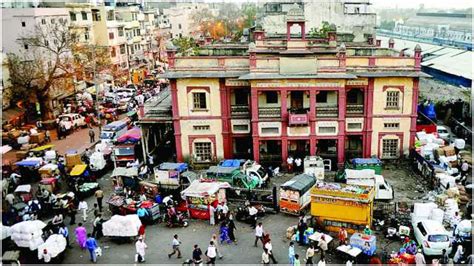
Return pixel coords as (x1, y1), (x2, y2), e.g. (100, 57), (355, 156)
(308, 21), (336, 38)
(8, 19), (76, 120)
(172, 37), (198, 56)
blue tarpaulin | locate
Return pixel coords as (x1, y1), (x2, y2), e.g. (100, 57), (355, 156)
(351, 158), (382, 165)
(15, 159), (42, 167)
(219, 159), (241, 167)
(158, 162), (188, 173)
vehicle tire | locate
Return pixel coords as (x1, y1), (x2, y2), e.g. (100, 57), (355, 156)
(183, 221), (189, 227)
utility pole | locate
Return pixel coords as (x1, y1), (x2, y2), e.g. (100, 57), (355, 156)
(92, 45), (102, 132)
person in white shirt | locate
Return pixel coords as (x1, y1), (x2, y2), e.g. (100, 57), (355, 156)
(415, 249), (426, 265)
(38, 248), (51, 263)
(135, 236), (148, 263)
(206, 241), (217, 265)
(249, 206), (258, 228)
(5, 193), (15, 205)
(168, 234), (182, 259)
(262, 248), (270, 265)
(221, 202), (229, 217)
(294, 158), (302, 172)
(287, 156), (294, 173)
(163, 195), (174, 207)
(254, 222), (264, 247)
(264, 239), (278, 264)
(78, 200), (89, 222)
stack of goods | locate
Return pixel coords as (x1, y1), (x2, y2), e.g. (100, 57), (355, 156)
(66, 152), (82, 169)
(416, 132), (444, 160)
(413, 202), (438, 220)
(78, 182), (99, 193)
(349, 233), (376, 256)
(44, 150), (57, 162)
(443, 198), (460, 226)
(457, 185), (470, 205)
(102, 214), (142, 237)
(107, 195), (125, 207)
(429, 208), (445, 224)
(438, 146), (459, 169)
(10, 220), (46, 250)
(37, 234), (66, 259)
(30, 133), (45, 144)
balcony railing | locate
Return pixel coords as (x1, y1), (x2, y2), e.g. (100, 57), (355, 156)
(316, 105), (338, 117)
(346, 104), (364, 114)
(258, 107), (281, 118)
(288, 111), (309, 126)
(230, 105), (250, 118)
(260, 154), (282, 163)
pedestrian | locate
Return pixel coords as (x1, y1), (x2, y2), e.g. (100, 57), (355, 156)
(209, 204), (216, 225)
(295, 157), (302, 172)
(338, 226), (348, 245)
(298, 218), (308, 245)
(210, 234), (223, 259)
(228, 218), (237, 244)
(262, 248), (270, 265)
(289, 241), (296, 264)
(38, 248), (52, 263)
(221, 202), (229, 219)
(138, 224), (146, 239)
(59, 224), (70, 248)
(92, 214), (102, 238)
(363, 225), (372, 235)
(75, 223), (87, 249)
(287, 155), (294, 173)
(94, 189), (104, 212)
(85, 234), (98, 263)
(89, 128), (95, 143)
(147, 154), (154, 167)
(317, 257), (326, 266)
(168, 234), (182, 259)
(206, 241), (217, 265)
(461, 160), (469, 183)
(306, 243), (315, 265)
(5, 193), (15, 206)
(294, 254), (301, 266)
(254, 222), (265, 247)
(135, 236), (148, 263)
(78, 199), (88, 222)
(318, 235), (328, 259)
(264, 238), (278, 264)
(219, 221), (232, 245)
(192, 244), (203, 265)
(92, 203), (101, 218)
(415, 249), (426, 265)
(137, 206), (148, 224)
(45, 130), (51, 142)
(68, 202), (77, 225)
(454, 245), (464, 263)
(249, 205), (258, 228)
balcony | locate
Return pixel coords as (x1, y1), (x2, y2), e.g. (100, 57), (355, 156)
(316, 105), (338, 117)
(288, 111), (309, 126)
(346, 104), (364, 115)
(258, 107), (281, 118)
(231, 105), (250, 118)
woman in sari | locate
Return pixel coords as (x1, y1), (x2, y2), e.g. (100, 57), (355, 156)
(219, 221), (232, 244)
(75, 223), (87, 249)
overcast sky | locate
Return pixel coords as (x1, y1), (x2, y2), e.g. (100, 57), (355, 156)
(371, 0), (473, 9)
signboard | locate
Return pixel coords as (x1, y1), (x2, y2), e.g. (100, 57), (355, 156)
(225, 79), (249, 87)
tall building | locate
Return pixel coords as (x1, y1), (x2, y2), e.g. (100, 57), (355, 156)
(143, 4), (426, 168)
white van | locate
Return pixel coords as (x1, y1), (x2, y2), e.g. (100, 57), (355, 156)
(345, 169), (394, 200)
(412, 219), (452, 256)
(100, 120), (128, 143)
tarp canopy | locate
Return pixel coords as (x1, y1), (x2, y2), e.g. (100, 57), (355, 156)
(15, 158), (43, 167)
(207, 166), (239, 175)
(70, 164), (87, 176)
(218, 159), (243, 167)
(116, 127), (141, 143)
(181, 180), (230, 198)
(351, 158), (382, 165)
(14, 184), (31, 193)
(111, 167), (138, 177)
(281, 174), (316, 192)
(158, 162), (188, 172)
(39, 163), (58, 172)
(31, 144), (55, 152)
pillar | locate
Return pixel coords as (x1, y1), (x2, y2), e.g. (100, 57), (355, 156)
(301, 22), (306, 40)
(337, 87), (346, 167)
(365, 78), (374, 157)
(170, 79), (183, 161)
(251, 88), (260, 162)
(282, 138), (288, 167)
(309, 90), (317, 156)
(220, 79), (231, 158)
(281, 89), (288, 166)
(410, 78), (420, 147)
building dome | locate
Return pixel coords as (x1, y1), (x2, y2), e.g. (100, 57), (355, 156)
(286, 3), (305, 22)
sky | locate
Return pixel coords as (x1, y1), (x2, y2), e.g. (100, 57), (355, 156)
(371, 0), (473, 9)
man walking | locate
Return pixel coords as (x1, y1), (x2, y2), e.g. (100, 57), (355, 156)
(288, 241), (295, 264)
(264, 238), (278, 264)
(94, 189), (104, 212)
(192, 244), (203, 265)
(306, 243), (315, 265)
(298, 218), (308, 245)
(318, 236), (328, 259)
(168, 234), (182, 259)
(85, 234), (99, 263)
(206, 241), (217, 265)
(338, 226), (348, 245)
(135, 236), (148, 263)
(89, 128), (95, 143)
(415, 249), (426, 265)
(254, 222), (264, 247)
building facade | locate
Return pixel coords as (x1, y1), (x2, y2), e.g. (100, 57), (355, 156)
(158, 5), (426, 168)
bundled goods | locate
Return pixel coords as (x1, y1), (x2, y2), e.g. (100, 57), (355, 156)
(286, 226), (296, 239)
(8, 129), (22, 139)
(66, 153), (82, 168)
(345, 169), (375, 179)
(10, 220), (46, 250)
(17, 135), (30, 145)
(432, 138), (445, 145)
(446, 187), (460, 198)
(435, 194), (448, 205)
(443, 198), (460, 226)
(429, 208), (445, 224)
(16, 151), (28, 160)
(78, 182), (99, 193)
(30, 133), (45, 144)
(102, 214), (141, 237)
(454, 139), (465, 150)
(413, 202), (438, 219)
(44, 150), (57, 161)
(457, 185), (469, 205)
(37, 234), (66, 259)
(107, 195), (125, 207)
(443, 146), (456, 157)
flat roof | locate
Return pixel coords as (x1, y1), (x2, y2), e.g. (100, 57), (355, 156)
(238, 73), (358, 80)
(159, 71), (247, 79)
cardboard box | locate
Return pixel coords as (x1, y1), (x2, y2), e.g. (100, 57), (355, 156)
(16, 151), (28, 160)
(30, 132), (45, 144)
(66, 153), (82, 168)
(443, 146), (456, 157)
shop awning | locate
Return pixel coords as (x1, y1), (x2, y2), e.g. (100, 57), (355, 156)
(2, 107), (25, 123)
(181, 180), (231, 198)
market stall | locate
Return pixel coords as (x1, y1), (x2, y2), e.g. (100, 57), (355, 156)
(15, 158), (43, 183)
(180, 180), (230, 220)
(111, 167), (139, 191)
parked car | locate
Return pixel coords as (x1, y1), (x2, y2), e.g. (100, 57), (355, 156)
(413, 219), (452, 256)
(437, 126), (451, 142)
(116, 88), (136, 98)
(58, 113), (86, 130)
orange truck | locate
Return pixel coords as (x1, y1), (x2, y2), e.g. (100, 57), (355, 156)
(279, 174), (316, 215)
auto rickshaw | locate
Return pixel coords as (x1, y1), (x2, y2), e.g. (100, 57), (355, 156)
(69, 164), (94, 186)
(39, 178), (59, 193)
(30, 144), (55, 158)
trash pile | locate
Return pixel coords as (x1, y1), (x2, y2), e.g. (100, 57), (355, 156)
(10, 220), (46, 250)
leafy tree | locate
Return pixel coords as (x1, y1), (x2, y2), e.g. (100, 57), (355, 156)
(308, 21), (336, 38)
(172, 37), (198, 56)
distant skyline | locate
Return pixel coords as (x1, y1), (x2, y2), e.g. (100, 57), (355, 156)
(371, 0), (473, 9)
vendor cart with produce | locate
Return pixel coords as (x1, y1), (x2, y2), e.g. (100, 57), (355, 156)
(111, 167), (139, 191)
(39, 178), (59, 193)
(180, 180), (230, 220)
(14, 184), (33, 203)
(15, 158), (43, 183)
(102, 214), (142, 242)
(279, 173), (316, 215)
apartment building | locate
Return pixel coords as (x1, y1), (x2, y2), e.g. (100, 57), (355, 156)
(150, 4), (426, 168)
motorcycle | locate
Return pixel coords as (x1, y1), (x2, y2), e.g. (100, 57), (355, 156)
(235, 204), (266, 224)
(385, 217), (411, 241)
(165, 211), (189, 228)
